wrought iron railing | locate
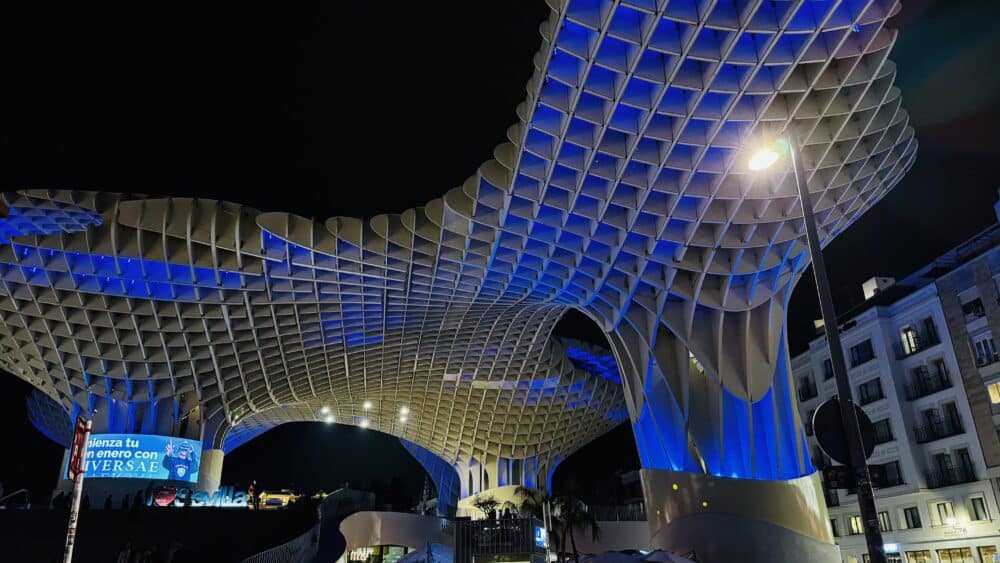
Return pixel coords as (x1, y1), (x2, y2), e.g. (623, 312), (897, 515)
(904, 368), (952, 400)
(894, 331), (941, 359)
(925, 465), (977, 488)
(914, 417), (964, 443)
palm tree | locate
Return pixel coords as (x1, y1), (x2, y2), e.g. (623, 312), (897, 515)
(514, 486), (565, 560)
(557, 496), (600, 563)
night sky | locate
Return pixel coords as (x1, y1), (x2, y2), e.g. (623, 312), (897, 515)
(0, 1), (997, 502)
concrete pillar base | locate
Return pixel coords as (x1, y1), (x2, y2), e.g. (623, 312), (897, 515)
(641, 469), (840, 563)
(196, 449), (224, 494)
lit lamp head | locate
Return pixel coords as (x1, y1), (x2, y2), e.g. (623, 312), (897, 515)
(746, 137), (790, 172)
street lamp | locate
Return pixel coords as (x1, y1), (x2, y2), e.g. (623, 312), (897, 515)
(747, 127), (887, 563)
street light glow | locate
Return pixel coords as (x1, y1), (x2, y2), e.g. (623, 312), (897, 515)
(362, 400), (372, 410)
(399, 406), (410, 416)
(748, 146), (781, 171)
(324, 414), (334, 424)
(319, 406), (330, 415)
(360, 419), (370, 428)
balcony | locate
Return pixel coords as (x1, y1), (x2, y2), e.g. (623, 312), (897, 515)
(914, 417), (964, 443)
(798, 381), (818, 402)
(904, 368), (952, 400)
(976, 353), (1000, 368)
(894, 331), (941, 359)
(873, 428), (894, 445)
(925, 465), (977, 488)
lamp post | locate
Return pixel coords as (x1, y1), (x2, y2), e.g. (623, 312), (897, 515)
(747, 127), (887, 563)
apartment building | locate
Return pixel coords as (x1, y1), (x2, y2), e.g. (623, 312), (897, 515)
(793, 194), (1000, 563)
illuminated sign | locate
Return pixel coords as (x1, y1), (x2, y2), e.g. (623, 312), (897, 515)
(534, 526), (547, 548)
(146, 485), (248, 508)
(83, 433), (201, 483)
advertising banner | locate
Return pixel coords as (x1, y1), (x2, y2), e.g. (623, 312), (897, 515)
(83, 434), (201, 483)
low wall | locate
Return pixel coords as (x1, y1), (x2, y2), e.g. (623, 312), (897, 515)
(0, 506), (316, 563)
(569, 521), (650, 554)
(340, 511), (453, 554)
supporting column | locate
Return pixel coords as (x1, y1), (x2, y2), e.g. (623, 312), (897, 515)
(602, 287), (839, 563)
(400, 439), (461, 517)
(196, 449), (225, 495)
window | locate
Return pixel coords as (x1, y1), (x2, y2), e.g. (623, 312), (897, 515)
(873, 418), (893, 444)
(970, 496), (989, 521)
(882, 460), (904, 487)
(906, 551), (933, 563)
(857, 377), (884, 405)
(923, 317), (939, 342)
(901, 327), (919, 354)
(848, 514), (863, 535)
(979, 546), (998, 563)
(877, 510), (892, 532)
(830, 518), (839, 537)
(937, 548), (974, 563)
(962, 298), (986, 319)
(849, 339), (875, 367)
(989, 381), (1000, 404)
(935, 501), (955, 525)
(903, 506), (922, 529)
(823, 358), (834, 380)
(974, 333), (999, 366)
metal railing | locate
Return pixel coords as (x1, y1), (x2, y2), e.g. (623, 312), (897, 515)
(913, 417), (964, 443)
(975, 353), (1000, 368)
(925, 465), (977, 488)
(894, 331), (941, 359)
(0, 488), (30, 509)
(858, 386), (884, 406)
(587, 504), (646, 521)
(798, 381), (818, 401)
(904, 367), (952, 400)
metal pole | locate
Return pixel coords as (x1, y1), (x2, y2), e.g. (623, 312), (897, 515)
(542, 500), (552, 562)
(786, 127), (886, 563)
(63, 418), (92, 563)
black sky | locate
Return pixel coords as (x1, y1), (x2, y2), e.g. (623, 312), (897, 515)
(0, 1), (998, 499)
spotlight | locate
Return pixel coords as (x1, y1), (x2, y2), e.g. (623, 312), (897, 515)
(360, 419), (370, 428)
(399, 406), (410, 416)
(319, 406), (330, 415)
(362, 400), (373, 410)
(324, 415), (334, 424)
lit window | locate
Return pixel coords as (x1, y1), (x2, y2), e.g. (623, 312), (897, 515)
(901, 327), (918, 354)
(988, 381), (1000, 404)
(848, 514), (863, 535)
(937, 547), (973, 563)
(935, 501), (955, 525)
(878, 510), (892, 532)
(903, 506), (922, 529)
(905, 551), (932, 563)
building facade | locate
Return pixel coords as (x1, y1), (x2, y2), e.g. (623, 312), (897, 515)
(793, 193), (1000, 563)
